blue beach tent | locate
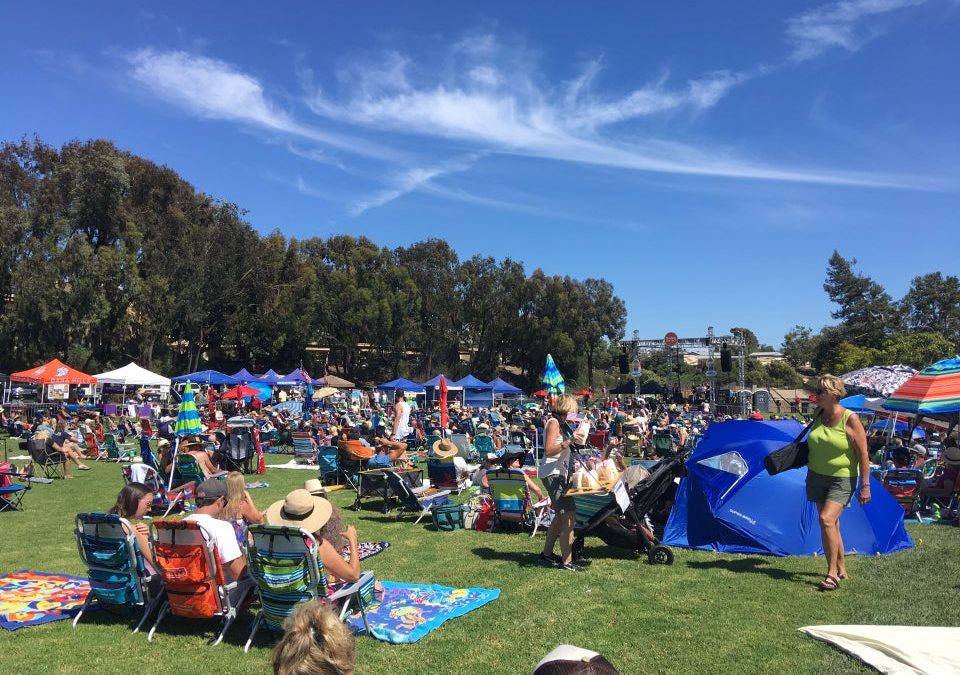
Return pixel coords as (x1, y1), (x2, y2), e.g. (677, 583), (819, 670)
(488, 377), (522, 396)
(376, 378), (426, 396)
(452, 374), (494, 408)
(662, 420), (912, 556)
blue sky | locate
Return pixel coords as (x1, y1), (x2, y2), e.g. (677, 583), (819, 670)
(2, 1), (958, 347)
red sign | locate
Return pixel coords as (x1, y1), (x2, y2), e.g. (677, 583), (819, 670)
(664, 332), (679, 348)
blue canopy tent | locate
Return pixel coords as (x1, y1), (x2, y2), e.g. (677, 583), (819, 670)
(230, 368), (257, 383)
(422, 374), (461, 402)
(254, 369), (284, 384)
(376, 378), (426, 396)
(488, 377), (522, 397)
(868, 418), (925, 439)
(452, 374), (494, 408)
(282, 368), (313, 385)
(663, 420), (912, 556)
(171, 370), (239, 386)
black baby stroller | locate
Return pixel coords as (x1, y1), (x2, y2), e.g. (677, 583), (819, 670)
(571, 454), (686, 565)
(220, 416), (256, 474)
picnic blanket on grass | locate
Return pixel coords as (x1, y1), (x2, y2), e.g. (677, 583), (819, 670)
(345, 581), (499, 643)
(245, 481), (270, 489)
(0, 570), (91, 630)
(342, 541), (390, 561)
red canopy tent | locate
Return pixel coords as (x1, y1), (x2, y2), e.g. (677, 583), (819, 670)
(10, 358), (97, 385)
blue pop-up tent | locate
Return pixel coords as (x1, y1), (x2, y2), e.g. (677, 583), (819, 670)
(171, 370), (239, 385)
(376, 378), (425, 395)
(488, 377), (522, 397)
(662, 420), (912, 556)
(452, 374), (494, 408)
(422, 374), (462, 402)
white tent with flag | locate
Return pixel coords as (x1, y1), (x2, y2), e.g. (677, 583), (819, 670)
(94, 362), (171, 387)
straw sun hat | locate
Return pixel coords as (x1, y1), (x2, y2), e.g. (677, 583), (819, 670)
(432, 437), (459, 459)
(266, 489), (333, 533)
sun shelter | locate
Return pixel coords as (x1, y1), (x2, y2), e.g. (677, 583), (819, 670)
(255, 369), (284, 384)
(230, 368), (258, 382)
(451, 374), (494, 408)
(170, 370), (239, 386)
(488, 377), (522, 397)
(316, 374), (355, 388)
(376, 378), (425, 396)
(422, 374), (462, 402)
(883, 357), (960, 436)
(11, 359), (97, 401)
(662, 419), (912, 556)
(94, 362), (170, 388)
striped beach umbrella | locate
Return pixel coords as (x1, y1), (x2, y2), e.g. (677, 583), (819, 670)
(542, 353), (565, 405)
(168, 382), (204, 491)
(174, 382), (204, 436)
(883, 357), (960, 416)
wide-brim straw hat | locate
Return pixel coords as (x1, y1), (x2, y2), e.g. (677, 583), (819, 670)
(432, 437), (459, 459)
(304, 478), (326, 496)
(266, 489), (332, 533)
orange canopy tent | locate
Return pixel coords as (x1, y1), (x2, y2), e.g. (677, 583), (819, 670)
(10, 358), (97, 385)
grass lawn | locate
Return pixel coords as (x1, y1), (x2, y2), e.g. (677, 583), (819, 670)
(1, 453), (958, 674)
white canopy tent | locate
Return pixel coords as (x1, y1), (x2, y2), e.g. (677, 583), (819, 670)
(94, 362), (171, 387)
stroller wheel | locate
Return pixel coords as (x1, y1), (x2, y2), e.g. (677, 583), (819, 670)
(648, 545), (674, 566)
(572, 537), (585, 562)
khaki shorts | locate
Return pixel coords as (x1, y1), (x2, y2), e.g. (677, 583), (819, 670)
(542, 474), (576, 513)
(806, 471), (857, 506)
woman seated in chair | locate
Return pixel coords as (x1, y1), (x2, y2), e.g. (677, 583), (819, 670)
(175, 437), (225, 478)
(266, 489), (360, 584)
(495, 450), (544, 501)
(50, 421), (93, 473)
(109, 482), (157, 571)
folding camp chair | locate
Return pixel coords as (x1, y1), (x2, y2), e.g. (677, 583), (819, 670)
(174, 453), (206, 488)
(83, 432), (106, 460)
(0, 463), (30, 512)
(485, 468), (550, 536)
(587, 431), (609, 450)
(122, 464), (193, 517)
(148, 519), (255, 645)
(450, 433), (473, 461)
(101, 433), (136, 462)
(474, 434), (496, 455)
(139, 418), (156, 439)
(317, 445), (338, 483)
(651, 430), (674, 457)
(73, 512), (163, 632)
(221, 422), (257, 473)
(882, 468), (925, 522)
(243, 525), (374, 651)
(383, 469), (452, 524)
(24, 438), (66, 479)
(292, 431), (316, 465)
(427, 457), (468, 493)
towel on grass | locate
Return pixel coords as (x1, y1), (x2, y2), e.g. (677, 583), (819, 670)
(345, 581), (499, 643)
(0, 570), (91, 630)
(341, 541), (390, 562)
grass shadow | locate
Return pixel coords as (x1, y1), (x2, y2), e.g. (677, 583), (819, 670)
(471, 546), (545, 568)
(685, 556), (823, 584)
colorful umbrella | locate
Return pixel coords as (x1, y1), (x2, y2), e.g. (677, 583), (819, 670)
(221, 384), (263, 400)
(316, 386), (338, 399)
(438, 375), (449, 432)
(841, 364), (917, 398)
(542, 354), (565, 405)
(883, 357), (960, 416)
(168, 382), (204, 491)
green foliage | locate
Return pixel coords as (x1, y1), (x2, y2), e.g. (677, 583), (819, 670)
(899, 272), (960, 350)
(781, 325), (819, 370)
(766, 360), (805, 388)
(0, 137), (627, 385)
(879, 331), (955, 370)
(823, 251), (898, 349)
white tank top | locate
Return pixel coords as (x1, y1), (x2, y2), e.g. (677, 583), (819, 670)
(393, 401), (412, 439)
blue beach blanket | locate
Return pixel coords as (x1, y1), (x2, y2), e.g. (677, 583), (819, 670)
(346, 581), (499, 643)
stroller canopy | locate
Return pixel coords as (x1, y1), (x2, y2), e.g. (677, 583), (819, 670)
(662, 420), (912, 556)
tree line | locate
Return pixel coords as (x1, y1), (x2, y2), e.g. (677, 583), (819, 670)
(782, 251), (960, 374)
(0, 137), (626, 390)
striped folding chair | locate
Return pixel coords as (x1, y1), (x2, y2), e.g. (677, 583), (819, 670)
(243, 524), (373, 651)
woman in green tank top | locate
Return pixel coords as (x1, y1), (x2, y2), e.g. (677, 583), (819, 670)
(806, 375), (871, 591)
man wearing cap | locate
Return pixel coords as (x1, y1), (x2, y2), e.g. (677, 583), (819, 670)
(185, 479), (254, 600)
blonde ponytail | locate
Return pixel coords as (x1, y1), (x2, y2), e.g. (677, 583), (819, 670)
(272, 600), (356, 675)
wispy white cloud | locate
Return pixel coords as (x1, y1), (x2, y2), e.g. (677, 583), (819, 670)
(786, 0), (927, 61)
(127, 48), (400, 161)
(349, 154), (480, 215)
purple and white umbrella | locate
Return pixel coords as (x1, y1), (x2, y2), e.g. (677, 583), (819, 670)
(841, 364), (917, 398)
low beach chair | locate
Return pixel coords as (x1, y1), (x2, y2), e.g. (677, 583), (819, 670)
(173, 453), (206, 488)
(317, 445), (338, 483)
(474, 434), (496, 455)
(292, 431), (316, 465)
(73, 512), (163, 632)
(882, 468), (925, 522)
(0, 463), (30, 512)
(139, 418), (156, 439)
(450, 433), (473, 460)
(485, 468), (550, 536)
(148, 519), (254, 645)
(243, 524), (373, 651)
(82, 432), (104, 460)
(383, 469), (451, 524)
(122, 464), (193, 517)
(101, 433), (135, 462)
(427, 456), (468, 493)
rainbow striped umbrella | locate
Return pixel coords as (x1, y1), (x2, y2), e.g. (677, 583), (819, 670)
(542, 353), (565, 403)
(882, 357), (960, 415)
